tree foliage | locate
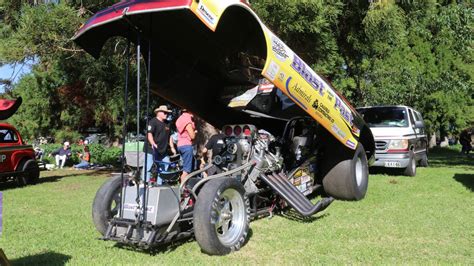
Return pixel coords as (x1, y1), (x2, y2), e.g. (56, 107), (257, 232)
(0, 0), (472, 142)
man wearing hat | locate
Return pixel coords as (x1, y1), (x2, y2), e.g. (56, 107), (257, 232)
(49, 141), (72, 169)
(142, 105), (172, 183)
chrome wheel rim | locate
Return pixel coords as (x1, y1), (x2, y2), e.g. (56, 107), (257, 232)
(214, 188), (245, 246)
(355, 157), (363, 187)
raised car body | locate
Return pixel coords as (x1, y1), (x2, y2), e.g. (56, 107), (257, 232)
(73, 0), (374, 157)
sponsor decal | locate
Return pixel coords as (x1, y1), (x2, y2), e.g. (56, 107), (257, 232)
(334, 97), (354, 126)
(346, 140), (356, 149)
(311, 99), (334, 123)
(197, 2), (216, 26)
(266, 61), (280, 81)
(0, 154), (5, 163)
(285, 77), (309, 109)
(277, 71), (286, 82)
(271, 36), (290, 62)
(123, 203), (154, 213)
(332, 124), (346, 139)
(291, 55), (325, 96)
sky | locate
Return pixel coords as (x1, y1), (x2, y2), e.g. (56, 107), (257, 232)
(0, 63), (32, 93)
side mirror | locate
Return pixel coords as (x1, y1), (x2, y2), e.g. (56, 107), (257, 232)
(414, 121), (424, 128)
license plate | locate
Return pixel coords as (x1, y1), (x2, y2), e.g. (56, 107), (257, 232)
(384, 161), (401, 167)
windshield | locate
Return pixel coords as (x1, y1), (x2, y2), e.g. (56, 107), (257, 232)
(357, 107), (408, 128)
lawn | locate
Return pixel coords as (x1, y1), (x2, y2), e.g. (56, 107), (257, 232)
(0, 147), (473, 265)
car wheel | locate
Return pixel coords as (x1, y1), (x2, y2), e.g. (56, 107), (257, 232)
(321, 144), (369, 201)
(194, 178), (250, 255)
(404, 151), (417, 176)
(23, 159), (40, 184)
(92, 175), (122, 236)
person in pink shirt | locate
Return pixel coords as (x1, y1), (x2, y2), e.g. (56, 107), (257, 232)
(175, 109), (196, 181)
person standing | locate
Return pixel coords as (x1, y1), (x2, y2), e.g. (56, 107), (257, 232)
(176, 109), (196, 182)
(143, 105), (172, 184)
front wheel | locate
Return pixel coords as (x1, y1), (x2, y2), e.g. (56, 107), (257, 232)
(92, 175), (122, 235)
(321, 144), (369, 201)
(194, 178), (250, 255)
(404, 151), (417, 176)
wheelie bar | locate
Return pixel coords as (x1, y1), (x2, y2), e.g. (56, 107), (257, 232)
(260, 172), (334, 217)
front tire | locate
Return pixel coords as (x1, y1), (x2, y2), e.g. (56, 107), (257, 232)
(321, 144), (369, 201)
(404, 151), (417, 176)
(92, 175), (122, 236)
(194, 178), (250, 255)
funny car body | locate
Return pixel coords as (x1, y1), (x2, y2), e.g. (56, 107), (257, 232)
(73, 0), (375, 255)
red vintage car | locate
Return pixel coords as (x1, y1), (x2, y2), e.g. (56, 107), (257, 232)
(0, 97), (39, 186)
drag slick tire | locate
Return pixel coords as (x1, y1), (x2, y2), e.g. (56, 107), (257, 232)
(194, 177), (250, 255)
(92, 175), (122, 236)
(320, 144), (369, 201)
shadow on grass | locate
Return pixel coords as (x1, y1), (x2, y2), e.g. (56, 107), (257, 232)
(10, 251), (71, 266)
(0, 169), (114, 192)
(428, 147), (473, 170)
(369, 167), (404, 176)
(279, 210), (329, 223)
(453, 173), (474, 192)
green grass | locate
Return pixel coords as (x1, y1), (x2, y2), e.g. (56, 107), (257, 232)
(1, 147), (473, 265)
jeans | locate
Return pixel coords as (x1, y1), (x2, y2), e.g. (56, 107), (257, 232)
(141, 152), (169, 184)
(74, 160), (90, 169)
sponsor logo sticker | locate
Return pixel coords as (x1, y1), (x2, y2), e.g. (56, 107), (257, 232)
(271, 36), (290, 62)
(332, 124), (346, 139)
(197, 2), (217, 26)
(266, 61), (280, 81)
(346, 140), (356, 149)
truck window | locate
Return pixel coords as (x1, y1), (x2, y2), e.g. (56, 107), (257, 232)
(408, 109), (415, 126)
(0, 129), (18, 143)
(357, 107), (408, 128)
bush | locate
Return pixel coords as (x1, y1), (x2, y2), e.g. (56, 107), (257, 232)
(40, 143), (121, 166)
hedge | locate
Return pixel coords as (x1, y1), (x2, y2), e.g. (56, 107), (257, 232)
(39, 143), (121, 166)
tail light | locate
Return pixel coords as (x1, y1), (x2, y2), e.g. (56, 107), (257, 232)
(233, 125), (242, 136)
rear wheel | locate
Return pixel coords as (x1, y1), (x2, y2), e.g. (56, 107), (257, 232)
(15, 159), (39, 186)
(194, 178), (250, 255)
(92, 175), (122, 235)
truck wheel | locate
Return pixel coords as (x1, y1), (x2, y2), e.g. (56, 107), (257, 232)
(15, 159), (39, 186)
(404, 151), (417, 176)
(321, 144), (369, 201)
(23, 159), (40, 184)
(92, 175), (122, 236)
(194, 178), (250, 255)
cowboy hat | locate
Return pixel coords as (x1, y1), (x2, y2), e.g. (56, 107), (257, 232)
(154, 105), (171, 113)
